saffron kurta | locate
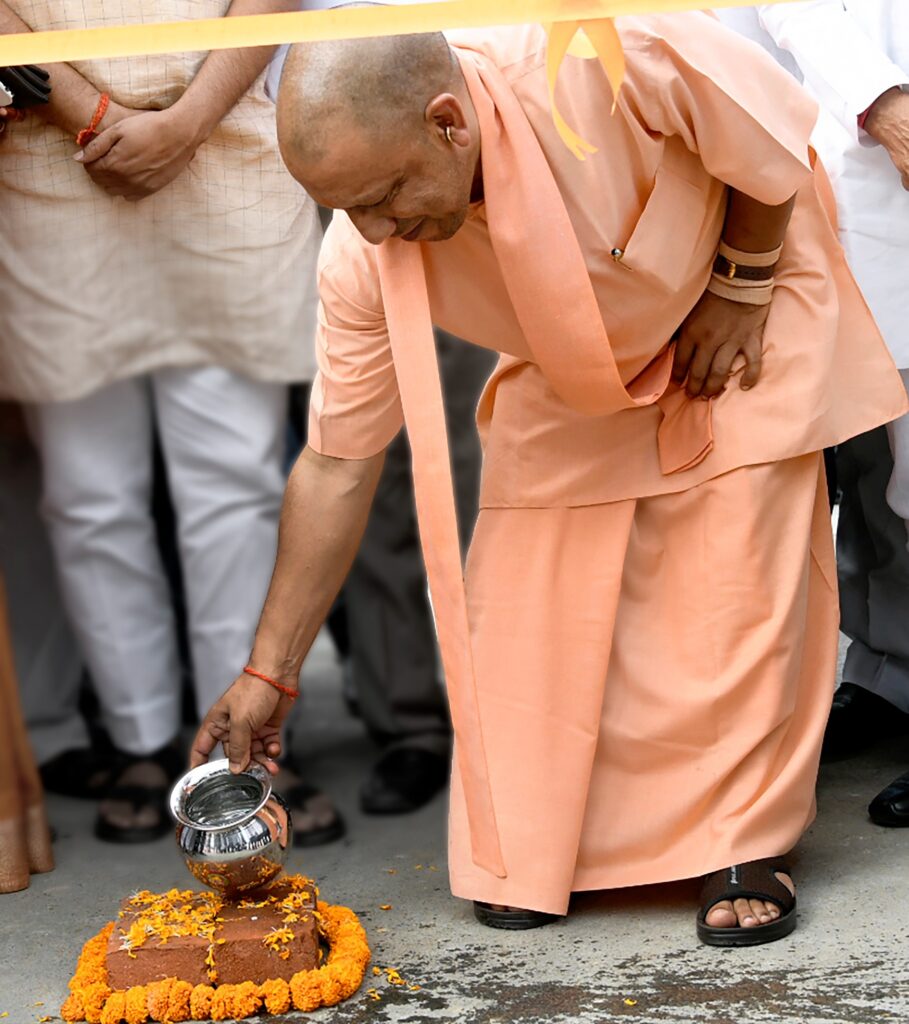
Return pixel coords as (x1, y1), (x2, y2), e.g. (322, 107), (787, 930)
(308, 14), (908, 912)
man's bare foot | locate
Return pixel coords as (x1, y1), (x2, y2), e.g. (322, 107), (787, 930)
(272, 766), (345, 847)
(94, 745), (183, 843)
(703, 871), (795, 929)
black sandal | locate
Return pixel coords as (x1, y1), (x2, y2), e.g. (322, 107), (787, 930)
(285, 783), (346, 848)
(473, 902), (560, 930)
(40, 746), (117, 800)
(696, 857), (797, 947)
(94, 744), (182, 845)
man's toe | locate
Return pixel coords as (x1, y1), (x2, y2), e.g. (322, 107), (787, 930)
(704, 900), (737, 927)
(734, 897), (758, 927)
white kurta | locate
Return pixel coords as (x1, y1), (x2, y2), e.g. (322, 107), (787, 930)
(757, 1), (909, 369)
(0, 0), (322, 404)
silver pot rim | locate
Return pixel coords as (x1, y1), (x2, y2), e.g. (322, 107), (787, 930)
(169, 759), (273, 832)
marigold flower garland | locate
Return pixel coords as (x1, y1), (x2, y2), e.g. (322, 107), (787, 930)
(60, 902), (370, 1023)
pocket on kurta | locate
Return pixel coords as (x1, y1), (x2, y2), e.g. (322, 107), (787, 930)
(615, 166), (711, 293)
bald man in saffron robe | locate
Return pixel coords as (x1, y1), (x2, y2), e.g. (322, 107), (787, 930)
(193, 13), (907, 946)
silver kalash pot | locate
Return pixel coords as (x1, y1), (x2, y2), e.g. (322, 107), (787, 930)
(169, 760), (292, 897)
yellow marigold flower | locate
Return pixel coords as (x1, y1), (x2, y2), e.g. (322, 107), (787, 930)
(188, 985), (213, 1020)
(166, 980), (192, 1023)
(318, 974), (345, 1007)
(123, 985), (148, 1024)
(61, 994), (85, 1022)
(258, 979), (290, 1015)
(83, 982), (112, 1024)
(99, 993), (126, 1024)
(146, 978), (174, 1021)
(289, 973), (322, 1013)
(60, 879), (369, 1022)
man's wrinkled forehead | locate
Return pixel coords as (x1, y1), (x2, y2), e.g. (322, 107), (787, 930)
(297, 134), (418, 210)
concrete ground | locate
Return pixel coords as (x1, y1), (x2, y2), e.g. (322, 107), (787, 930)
(2, 635), (907, 1024)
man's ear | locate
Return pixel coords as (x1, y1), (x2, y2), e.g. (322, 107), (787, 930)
(425, 93), (470, 147)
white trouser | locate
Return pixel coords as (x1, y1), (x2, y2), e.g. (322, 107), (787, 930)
(0, 424), (87, 764)
(25, 367), (288, 756)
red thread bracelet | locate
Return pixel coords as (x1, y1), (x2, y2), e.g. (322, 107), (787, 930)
(243, 665), (299, 700)
(75, 92), (109, 147)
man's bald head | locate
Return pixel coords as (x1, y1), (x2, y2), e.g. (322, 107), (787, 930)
(276, 28), (481, 246)
(277, 31), (458, 163)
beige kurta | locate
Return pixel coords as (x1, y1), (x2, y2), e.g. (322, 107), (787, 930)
(0, 0), (321, 403)
(308, 15), (908, 909)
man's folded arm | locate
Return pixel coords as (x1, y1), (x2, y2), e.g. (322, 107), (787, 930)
(758, 0), (908, 145)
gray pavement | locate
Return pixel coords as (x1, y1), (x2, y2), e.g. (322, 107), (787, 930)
(1, 634), (907, 1024)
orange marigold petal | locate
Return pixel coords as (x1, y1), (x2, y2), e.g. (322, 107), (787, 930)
(317, 974), (345, 1007)
(82, 983), (112, 1024)
(100, 992), (127, 1024)
(289, 973), (322, 1013)
(258, 979), (291, 1015)
(167, 980), (193, 1023)
(209, 988), (232, 1022)
(61, 993), (86, 1023)
(145, 979), (172, 1022)
(124, 986), (149, 1024)
(188, 985), (213, 1021)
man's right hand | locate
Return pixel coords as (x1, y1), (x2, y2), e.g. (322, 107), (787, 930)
(864, 86), (909, 191)
(191, 675), (295, 776)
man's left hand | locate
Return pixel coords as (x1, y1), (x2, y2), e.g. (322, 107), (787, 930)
(77, 107), (202, 200)
(672, 290), (768, 399)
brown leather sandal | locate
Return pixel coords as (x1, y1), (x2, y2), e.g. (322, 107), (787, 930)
(697, 857), (797, 947)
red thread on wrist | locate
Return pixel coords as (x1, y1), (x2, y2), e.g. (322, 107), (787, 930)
(243, 665), (299, 699)
(76, 92), (109, 147)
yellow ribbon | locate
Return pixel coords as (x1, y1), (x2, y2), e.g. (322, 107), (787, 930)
(545, 19), (626, 159)
(0, 0), (806, 66)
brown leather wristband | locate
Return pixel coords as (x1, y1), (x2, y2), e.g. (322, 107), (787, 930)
(712, 253), (776, 282)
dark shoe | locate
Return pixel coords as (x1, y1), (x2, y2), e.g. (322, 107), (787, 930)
(821, 683), (909, 762)
(94, 743), (182, 844)
(473, 902), (560, 930)
(40, 746), (117, 800)
(360, 748), (449, 815)
(869, 770), (909, 827)
(697, 858), (797, 947)
(285, 783), (346, 847)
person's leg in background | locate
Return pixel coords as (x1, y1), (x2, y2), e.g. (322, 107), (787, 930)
(830, 366), (909, 823)
(346, 330), (497, 814)
(829, 425), (909, 758)
(866, 370), (909, 825)
(25, 378), (184, 843)
(152, 366), (288, 721)
(831, 419), (909, 749)
(0, 405), (113, 798)
(154, 366), (344, 845)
